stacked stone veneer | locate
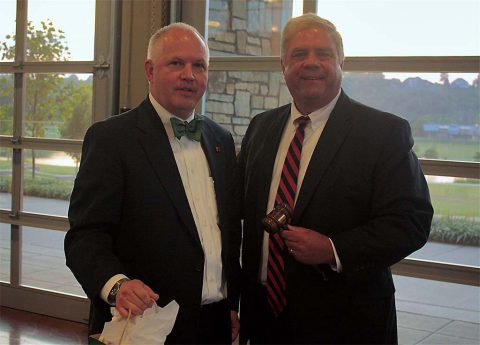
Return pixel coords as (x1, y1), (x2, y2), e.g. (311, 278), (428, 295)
(205, 0), (293, 147)
(206, 71), (291, 147)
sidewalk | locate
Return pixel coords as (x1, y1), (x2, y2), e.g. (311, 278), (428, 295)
(396, 241), (479, 344)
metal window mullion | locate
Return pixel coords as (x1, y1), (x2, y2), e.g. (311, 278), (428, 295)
(92, 0), (119, 121)
(0, 211), (69, 232)
(420, 159), (480, 179)
(393, 258), (479, 286)
(9, 0), (29, 288)
(208, 56), (480, 73)
(0, 62), (96, 74)
(303, 0), (317, 13)
(3, 137), (83, 153)
(344, 56), (480, 73)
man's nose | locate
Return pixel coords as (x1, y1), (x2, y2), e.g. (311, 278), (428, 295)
(181, 64), (195, 80)
(303, 52), (320, 67)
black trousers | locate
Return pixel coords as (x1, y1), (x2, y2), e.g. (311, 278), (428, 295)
(246, 284), (293, 345)
(167, 299), (231, 345)
(199, 299), (231, 344)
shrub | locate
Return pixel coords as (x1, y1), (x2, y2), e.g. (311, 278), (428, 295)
(0, 174), (10, 192)
(430, 216), (480, 246)
(0, 174), (72, 200)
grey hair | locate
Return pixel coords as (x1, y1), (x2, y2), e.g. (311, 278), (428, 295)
(281, 13), (344, 61)
(147, 22), (209, 61)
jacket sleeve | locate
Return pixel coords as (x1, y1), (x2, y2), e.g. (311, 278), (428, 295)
(64, 121), (125, 301)
(331, 119), (433, 272)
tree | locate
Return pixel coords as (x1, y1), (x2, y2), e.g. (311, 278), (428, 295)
(440, 73), (450, 86)
(59, 79), (92, 170)
(474, 151), (480, 162)
(473, 73), (479, 88)
(0, 74), (14, 136)
(0, 20), (71, 178)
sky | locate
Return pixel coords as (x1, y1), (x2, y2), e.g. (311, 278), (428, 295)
(0, 0), (95, 61)
(0, 0), (478, 83)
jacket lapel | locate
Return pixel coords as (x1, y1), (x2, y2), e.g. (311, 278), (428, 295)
(256, 106), (291, 220)
(135, 99), (201, 247)
(294, 91), (353, 222)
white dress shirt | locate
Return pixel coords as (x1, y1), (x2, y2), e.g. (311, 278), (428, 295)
(260, 91), (343, 283)
(101, 94), (225, 305)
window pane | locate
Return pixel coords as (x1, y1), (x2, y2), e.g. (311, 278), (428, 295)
(0, 0), (16, 62)
(0, 74), (14, 135)
(26, 0), (95, 61)
(0, 223), (10, 283)
(317, 0), (480, 56)
(394, 275), (479, 344)
(23, 150), (77, 217)
(25, 74), (93, 139)
(0, 148), (12, 211)
(206, 70), (291, 146)
(21, 226), (85, 297)
(208, 0), (301, 57)
(408, 176), (480, 267)
(342, 72), (480, 162)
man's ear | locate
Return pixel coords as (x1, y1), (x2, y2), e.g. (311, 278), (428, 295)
(144, 59), (153, 82)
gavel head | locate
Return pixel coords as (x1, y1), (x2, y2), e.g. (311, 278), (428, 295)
(261, 203), (293, 234)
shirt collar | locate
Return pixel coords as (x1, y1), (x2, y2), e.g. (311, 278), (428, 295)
(290, 90), (341, 131)
(149, 93), (195, 140)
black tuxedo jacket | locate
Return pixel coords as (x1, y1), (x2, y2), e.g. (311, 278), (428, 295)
(65, 98), (241, 342)
(238, 91), (433, 343)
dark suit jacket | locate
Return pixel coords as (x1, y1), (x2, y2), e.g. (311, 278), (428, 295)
(238, 91), (433, 344)
(64, 98), (241, 343)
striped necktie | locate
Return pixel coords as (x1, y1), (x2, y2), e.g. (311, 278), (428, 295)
(267, 115), (310, 317)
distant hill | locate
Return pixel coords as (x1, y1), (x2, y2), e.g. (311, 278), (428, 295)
(342, 73), (479, 135)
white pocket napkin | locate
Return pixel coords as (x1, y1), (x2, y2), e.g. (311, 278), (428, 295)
(99, 300), (180, 345)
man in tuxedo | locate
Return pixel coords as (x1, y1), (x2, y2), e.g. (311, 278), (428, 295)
(65, 23), (241, 344)
(238, 14), (433, 344)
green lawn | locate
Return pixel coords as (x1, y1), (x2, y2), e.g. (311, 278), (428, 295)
(0, 159), (77, 175)
(1, 146), (479, 219)
(429, 182), (480, 217)
(31, 163), (78, 175)
(414, 137), (479, 161)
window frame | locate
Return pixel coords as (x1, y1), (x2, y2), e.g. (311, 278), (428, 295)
(0, 0), (121, 321)
(182, 0), (480, 287)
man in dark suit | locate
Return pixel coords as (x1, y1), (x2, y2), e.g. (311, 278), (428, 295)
(238, 14), (433, 344)
(65, 23), (241, 344)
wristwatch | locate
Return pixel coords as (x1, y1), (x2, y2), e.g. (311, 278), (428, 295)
(107, 278), (129, 306)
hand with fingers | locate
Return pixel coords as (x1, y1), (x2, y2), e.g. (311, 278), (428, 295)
(115, 279), (159, 317)
(231, 310), (240, 341)
(281, 225), (335, 265)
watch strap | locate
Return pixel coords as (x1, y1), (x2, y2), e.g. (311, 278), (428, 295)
(107, 278), (129, 306)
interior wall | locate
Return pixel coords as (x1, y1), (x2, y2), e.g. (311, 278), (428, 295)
(118, 0), (167, 112)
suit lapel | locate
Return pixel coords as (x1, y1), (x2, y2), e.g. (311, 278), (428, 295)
(135, 99), (201, 247)
(294, 92), (353, 222)
(256, 106), (291, 218)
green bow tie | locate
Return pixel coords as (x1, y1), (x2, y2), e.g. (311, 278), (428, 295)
(170, 117), (204, 141)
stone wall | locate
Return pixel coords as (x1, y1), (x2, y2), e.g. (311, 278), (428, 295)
(206, 71), (291, 146)
(205, 0), (293, 146)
